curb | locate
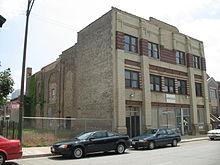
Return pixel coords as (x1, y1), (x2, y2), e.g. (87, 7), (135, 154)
(21, 137), (209, 159)
(21, 154), (53, 159)
(180, 137), (209, 143)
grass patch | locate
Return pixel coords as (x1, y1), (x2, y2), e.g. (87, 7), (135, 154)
(22, 129), (81, 147)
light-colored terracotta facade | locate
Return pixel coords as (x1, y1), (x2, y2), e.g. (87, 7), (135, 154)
(26, 8), (211, 136)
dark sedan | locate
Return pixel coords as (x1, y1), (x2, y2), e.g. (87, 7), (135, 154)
(51, 130), (131, 158)
(131, 128), (181, 150)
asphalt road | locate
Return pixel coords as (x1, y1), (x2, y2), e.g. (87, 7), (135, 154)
(6, 140), (220, 165)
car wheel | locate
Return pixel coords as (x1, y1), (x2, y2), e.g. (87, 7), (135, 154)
(209, 137), (214, 141)
(148, 141), (155, 150)
(171, 139), (177, 147)
(73, 147), (84, 159)
(116, 143), (125, 154)
(0, 153), (6, 165)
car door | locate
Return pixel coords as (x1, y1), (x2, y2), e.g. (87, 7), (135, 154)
(86, 131), (108, 153)
(105, 131), (119, 150)
(155, 129), (168, 146)
(166, 129), (176, 144)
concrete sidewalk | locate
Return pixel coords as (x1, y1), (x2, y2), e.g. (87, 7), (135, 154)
(21, 135), (209, 159)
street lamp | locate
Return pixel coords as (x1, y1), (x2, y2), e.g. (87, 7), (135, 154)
(18, 0), (35, 141)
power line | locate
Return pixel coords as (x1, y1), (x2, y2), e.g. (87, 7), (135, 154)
(31, 12), (75, 30)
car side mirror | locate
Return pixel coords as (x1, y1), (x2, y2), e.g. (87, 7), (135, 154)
(89, 137), (95, 141)
(156, 133), (161, 137)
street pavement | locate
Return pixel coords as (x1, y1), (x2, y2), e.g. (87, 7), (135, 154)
(21, 135), (209, 159)
(9, 140), (220, 165)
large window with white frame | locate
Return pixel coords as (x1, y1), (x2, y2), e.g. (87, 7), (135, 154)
(209, 88), (217, 99)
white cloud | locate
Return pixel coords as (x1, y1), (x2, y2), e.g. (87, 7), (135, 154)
(0, 0), (26, 18)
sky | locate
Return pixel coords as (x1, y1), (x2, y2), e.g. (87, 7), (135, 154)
(0, 0), (220, 90)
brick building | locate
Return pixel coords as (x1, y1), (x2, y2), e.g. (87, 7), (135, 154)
(207, 77), (220, 128)
(26, 8), (210, 136)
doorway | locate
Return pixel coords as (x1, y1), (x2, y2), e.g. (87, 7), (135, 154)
(176, 108), (191, 135)
(126, 106), (141, 137)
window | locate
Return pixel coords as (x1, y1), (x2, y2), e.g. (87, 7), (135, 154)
(49, 88), (56, 102)
(211, 106), (218, 114)
(167, 129), (176, 135)
(51, 89), (56, 100)
(125, 70), (140, 88)
(124, 34), (138, 53)
(164, 77), (175, 93)
(148, 42), (159, 58)
(193, 56), (200, 69)
(176, 51), (185, 65)
(177, 80), (187, 94)
(195, 83), (202, 96)
(93, 131), (107, 139)
(197, 109), (205, 124)
(157, 129), (167, 135)
(150, 75), (161, 91)
(107, 132), (118, 137)
(210, 88), (217, 99)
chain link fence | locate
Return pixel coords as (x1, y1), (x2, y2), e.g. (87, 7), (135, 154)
(0, 117), (113, 146)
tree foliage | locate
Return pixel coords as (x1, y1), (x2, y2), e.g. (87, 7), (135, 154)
(0, 68), (14, 106)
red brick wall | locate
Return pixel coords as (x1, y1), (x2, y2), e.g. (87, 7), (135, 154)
(116, 31), (124, 50)
(126, 100), (142, 105)
(139, 39), (148, 56)
(125, 59), (141, 67)
(160, 45), (176, 64)
(151, 102), (190, 108)
(201, 57), (206, 71)
(187, 53), (194, 68)
(149, 65), (188, 77)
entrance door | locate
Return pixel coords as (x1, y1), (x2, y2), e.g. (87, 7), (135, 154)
(176, 108), (191, 135)
(126, 106), (141, 137)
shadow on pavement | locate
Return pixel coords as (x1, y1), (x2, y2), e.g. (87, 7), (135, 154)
(129, 144), (181, 151)
(49, 151), (129, 161)
(5, 162), (19, 165)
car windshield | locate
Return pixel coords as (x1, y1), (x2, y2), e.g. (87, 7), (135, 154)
(143, 129), (158, 136)
(75, 132), (92, 140)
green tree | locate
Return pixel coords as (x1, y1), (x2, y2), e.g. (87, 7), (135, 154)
(0, 68), (14, 106)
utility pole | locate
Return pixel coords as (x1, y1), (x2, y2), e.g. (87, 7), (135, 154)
(18, 0), (35, 141)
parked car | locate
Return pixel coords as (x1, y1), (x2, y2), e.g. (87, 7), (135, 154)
(51, 130), (131, 159)
(207, 126), (220, 140)
(0, 136), (22, 165)
(131, 128), (181, 150)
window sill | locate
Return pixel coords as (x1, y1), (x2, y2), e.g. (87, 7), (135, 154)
(125, 87), (142, 90)
(123, 50), (139, 56)
(150, 91), (190, 96)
